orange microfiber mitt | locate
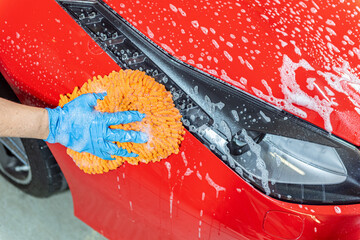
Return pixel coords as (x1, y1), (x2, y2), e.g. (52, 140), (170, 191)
(59, 69), (185, 174)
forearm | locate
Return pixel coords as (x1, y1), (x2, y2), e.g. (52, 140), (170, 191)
(0, 97), (49, 139)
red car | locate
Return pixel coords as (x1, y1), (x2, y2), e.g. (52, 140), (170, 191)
(1, 0), (360, 239)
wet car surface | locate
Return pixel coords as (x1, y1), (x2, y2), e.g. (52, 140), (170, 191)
(1, 0), (360, 239)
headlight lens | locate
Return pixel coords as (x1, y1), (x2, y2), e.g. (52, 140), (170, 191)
(58, 0), (360, 204)
(257, 134), (346, 185)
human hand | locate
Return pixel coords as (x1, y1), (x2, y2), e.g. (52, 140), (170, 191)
(45, 93), (148, 160)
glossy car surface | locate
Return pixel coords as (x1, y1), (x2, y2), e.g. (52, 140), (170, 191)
(1, 0), (360, 239)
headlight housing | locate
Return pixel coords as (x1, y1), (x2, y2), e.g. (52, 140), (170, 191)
(58, 0), (360, 204)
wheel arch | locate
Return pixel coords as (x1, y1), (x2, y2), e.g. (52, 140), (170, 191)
(0, 72), (19, 102)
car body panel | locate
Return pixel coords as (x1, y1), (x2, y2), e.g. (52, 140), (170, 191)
(47, 135), (360, 240)
(0, 0), (119, 107)
(105, 0), (360, 146)
(1, 0), (360, 239)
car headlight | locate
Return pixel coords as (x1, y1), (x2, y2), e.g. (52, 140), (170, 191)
(58, 0), (360, 204)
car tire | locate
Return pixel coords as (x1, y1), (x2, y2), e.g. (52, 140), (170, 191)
(0, 74), (67, 197)
(0, 137), (68, 197)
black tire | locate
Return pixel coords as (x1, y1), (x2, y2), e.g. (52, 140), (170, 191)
(0, 73), (68, 197)
(0, 138), (68, 197)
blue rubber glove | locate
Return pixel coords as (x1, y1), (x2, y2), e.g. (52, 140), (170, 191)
(45, 92), (148, 160)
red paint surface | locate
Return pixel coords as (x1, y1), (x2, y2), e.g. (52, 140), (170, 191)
(263, 211), (304, 239)
(106, 0), (360, 145)
(1, 0), (360, 240)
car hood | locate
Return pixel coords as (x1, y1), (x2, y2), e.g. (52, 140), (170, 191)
(105, 0), (360, 146)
